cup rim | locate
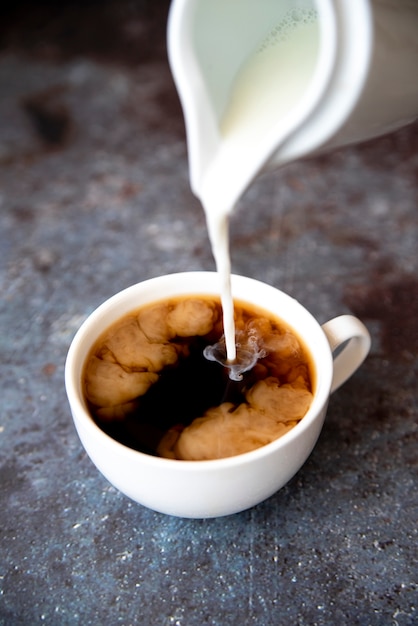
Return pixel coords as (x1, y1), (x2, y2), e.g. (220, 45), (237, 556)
(65, 271), (333, 469)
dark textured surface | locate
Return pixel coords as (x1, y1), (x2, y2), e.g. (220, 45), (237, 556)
(1, 2), (417, 624)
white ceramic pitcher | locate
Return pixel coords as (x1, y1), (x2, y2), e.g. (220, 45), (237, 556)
(168, 0), (418, 208)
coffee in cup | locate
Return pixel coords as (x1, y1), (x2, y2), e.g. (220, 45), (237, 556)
(82, 294), (315, 461)
(65, 272), (370, 518)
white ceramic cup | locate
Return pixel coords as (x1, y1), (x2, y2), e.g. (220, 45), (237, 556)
(65, 272), (371, 518)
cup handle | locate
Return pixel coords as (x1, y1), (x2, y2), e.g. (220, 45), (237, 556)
(321, 315), (371, 394)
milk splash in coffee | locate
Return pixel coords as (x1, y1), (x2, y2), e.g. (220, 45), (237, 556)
(198, 9), (319, 375)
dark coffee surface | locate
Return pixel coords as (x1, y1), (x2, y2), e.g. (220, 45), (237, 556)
(96, 335), (236, 454)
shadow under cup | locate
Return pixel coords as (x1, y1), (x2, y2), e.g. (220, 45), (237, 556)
(65, 271), (368, 518)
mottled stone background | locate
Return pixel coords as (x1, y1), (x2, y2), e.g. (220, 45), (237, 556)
(1, 2), (417, 624)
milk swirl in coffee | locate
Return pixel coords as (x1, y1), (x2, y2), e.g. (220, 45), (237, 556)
(83, 297), (314, 460)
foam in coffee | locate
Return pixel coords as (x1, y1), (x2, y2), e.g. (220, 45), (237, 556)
(83, 295), (314, 460)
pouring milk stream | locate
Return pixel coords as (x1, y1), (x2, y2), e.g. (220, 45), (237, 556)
(167, 0), (418, 375)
